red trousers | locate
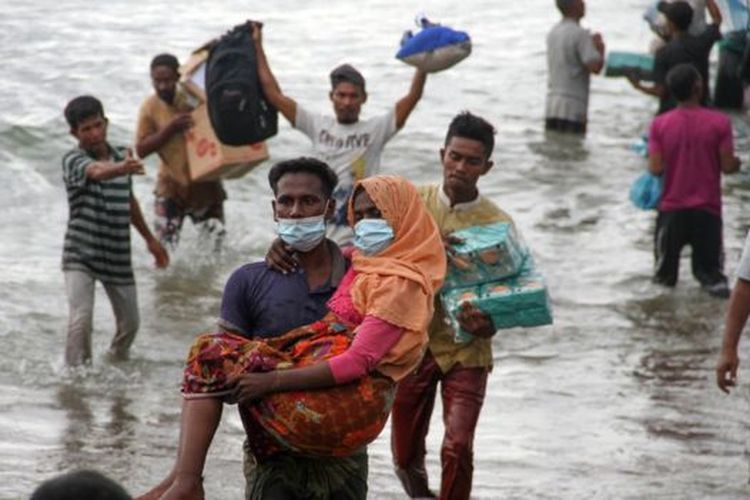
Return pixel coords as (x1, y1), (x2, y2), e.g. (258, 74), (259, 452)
(391, 351), (488, 500)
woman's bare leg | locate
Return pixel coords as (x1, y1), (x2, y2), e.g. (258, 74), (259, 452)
(137, 398), (223, 500)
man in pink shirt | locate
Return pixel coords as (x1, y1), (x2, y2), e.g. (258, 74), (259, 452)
(648, 63), (741, 297)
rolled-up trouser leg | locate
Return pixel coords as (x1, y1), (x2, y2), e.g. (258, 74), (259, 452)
(103, 282), (139, 359)
(439, 365), (488, 500)
(391, 352), (441, 498)
(64, 270), (96, 365)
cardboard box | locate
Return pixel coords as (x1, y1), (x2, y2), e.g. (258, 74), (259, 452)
(444, 222), (528, 290)
(180, 49), (209, 103)
(441, 257), (553, 343)
(184, 103), (269, 182)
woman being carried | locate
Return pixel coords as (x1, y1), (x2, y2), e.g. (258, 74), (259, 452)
(140, 172), (446, 499)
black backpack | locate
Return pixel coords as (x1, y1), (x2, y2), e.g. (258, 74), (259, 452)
(205, 21), (277, 146)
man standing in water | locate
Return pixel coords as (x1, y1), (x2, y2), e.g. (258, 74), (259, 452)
(252, 23), (427, 244)
(629, 0), (723, 114)
(648, 64), (740, 297)
(139, 158), (370, 500)
(62, 96), (168, 366)
(391, 112), (513, 500)
(545, 0), (605, 134)
(263, 114), (514, 499)
(136, 53), (227, 253)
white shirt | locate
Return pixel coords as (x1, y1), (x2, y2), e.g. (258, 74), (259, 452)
(295, 105), (398, 245)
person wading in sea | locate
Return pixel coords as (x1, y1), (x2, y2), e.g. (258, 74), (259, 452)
(252, 22), (427, 245)
(136, 53), (227, 253)
(545, 0), (605, 135)
(61, 95), (168, 366)
(138, 160), (445, 500)
(646, 64), (740, 297)
(628, 0), (723, 114)
(390, 112), (517, 500)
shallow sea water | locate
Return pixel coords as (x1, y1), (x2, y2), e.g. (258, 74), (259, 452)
(3, 1), (750, 498)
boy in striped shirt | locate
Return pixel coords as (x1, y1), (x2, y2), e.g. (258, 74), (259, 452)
(62, 95), (169, 366)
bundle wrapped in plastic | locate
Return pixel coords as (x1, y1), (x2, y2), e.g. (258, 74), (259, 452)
(629, 171), (663, 210)
(396, 15), (472, 73)
(442, 257), (553, 343)
(605, 51), (655, 81)
(443, 222), (527, 290)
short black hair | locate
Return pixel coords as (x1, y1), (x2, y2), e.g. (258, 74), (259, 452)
(31, 469), (132, 500)
(444, 111), (496, 159)
(666, 63), (702, 101)
(556, 0), (577, 15)
(268, 157), (339, 198)
(658, 1), (693, 32)
(64, 95), (105, 130)
(330, 64), (366, 93)
(150, 53), (180, 73)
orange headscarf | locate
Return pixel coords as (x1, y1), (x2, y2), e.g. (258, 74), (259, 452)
(347, 175), (446, 380)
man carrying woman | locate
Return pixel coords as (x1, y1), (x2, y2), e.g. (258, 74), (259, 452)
(138, 158), (445, 500)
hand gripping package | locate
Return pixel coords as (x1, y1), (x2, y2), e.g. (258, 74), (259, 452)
(605, 51), (655, 82)
(443, 222), (527, 289)
(440, 222), (553, 343)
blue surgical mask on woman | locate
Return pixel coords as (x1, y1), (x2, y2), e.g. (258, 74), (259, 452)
(276, 215), (327, 252)
(353, 219), (394, 256)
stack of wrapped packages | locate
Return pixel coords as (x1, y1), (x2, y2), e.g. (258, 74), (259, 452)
(441, 222), (553, 343)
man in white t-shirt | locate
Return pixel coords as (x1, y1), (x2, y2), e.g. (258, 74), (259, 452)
(546, 0), (605, 134)
(252, 24), (427, 244)
(717, 230), (750, 393)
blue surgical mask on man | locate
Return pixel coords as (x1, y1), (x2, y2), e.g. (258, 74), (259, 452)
(276, 215), (327, 252)
(353, 219), (394, 256)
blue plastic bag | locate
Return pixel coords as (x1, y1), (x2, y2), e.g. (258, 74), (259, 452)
(396, 17), (471, 73)
(629, 172), (663, 210)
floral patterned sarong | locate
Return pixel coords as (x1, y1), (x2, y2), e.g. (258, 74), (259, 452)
(182, 312), (395, 459)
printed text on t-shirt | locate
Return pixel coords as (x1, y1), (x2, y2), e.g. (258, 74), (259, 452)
(319, 130), (371, 149)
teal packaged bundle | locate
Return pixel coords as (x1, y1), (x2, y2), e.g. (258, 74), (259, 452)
(605, 51), (655, 81)
(444, 222), (527, 290)
(441, 257), (553, 343)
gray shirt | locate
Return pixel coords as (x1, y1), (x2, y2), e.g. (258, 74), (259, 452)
(546, 18), (602, 123)
(295, 105), (397, 245)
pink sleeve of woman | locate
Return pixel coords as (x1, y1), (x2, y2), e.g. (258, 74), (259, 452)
(327, 315), (403, 384)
